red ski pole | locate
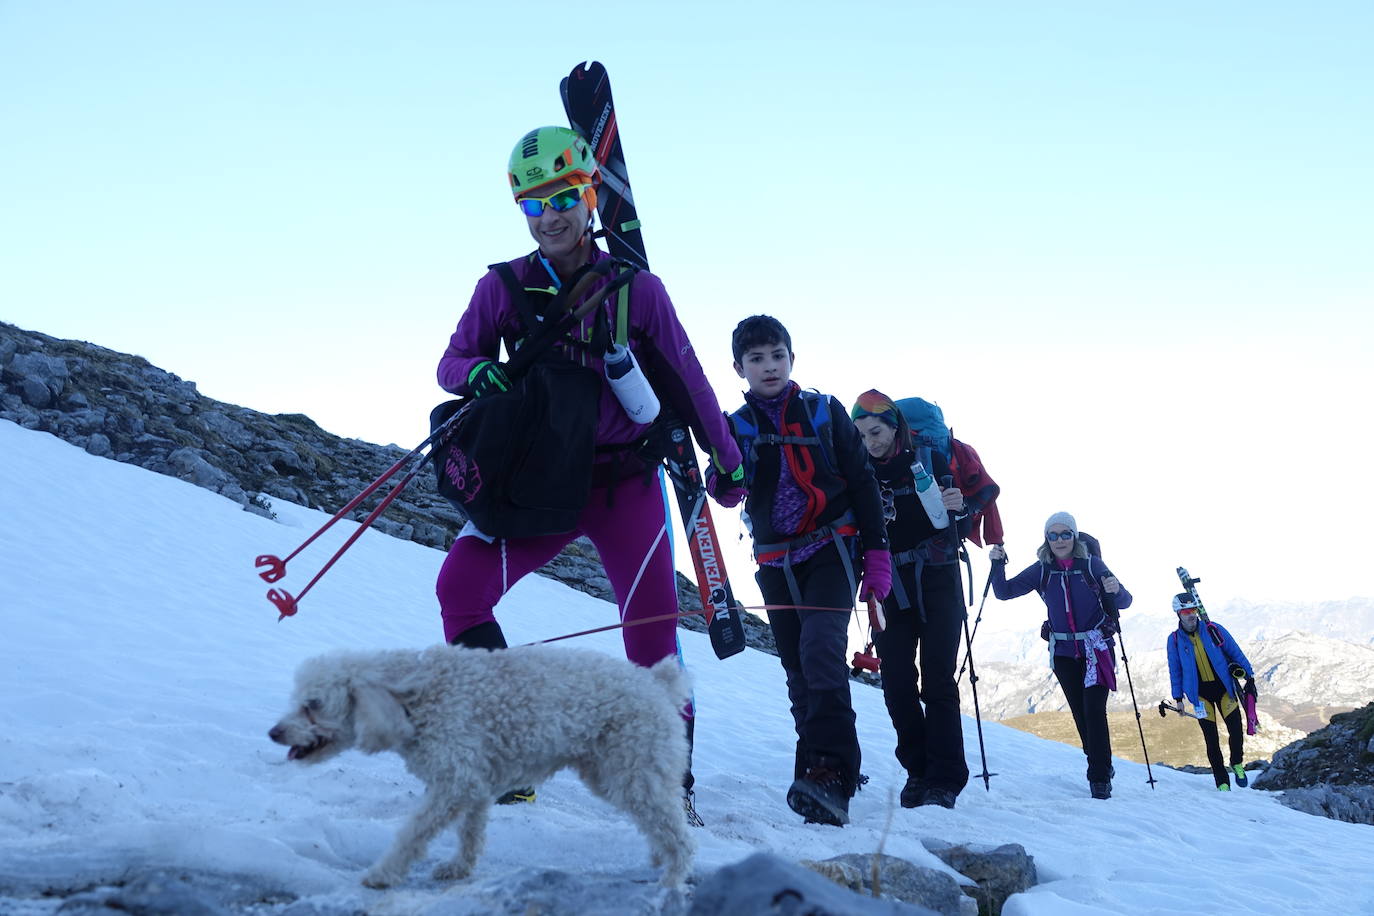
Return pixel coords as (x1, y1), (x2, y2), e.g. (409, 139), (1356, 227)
(266, 454), (434, 619)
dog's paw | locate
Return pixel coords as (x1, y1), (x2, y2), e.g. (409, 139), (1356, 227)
(432, 860), (472, 882)
(361, 866), (401, 889)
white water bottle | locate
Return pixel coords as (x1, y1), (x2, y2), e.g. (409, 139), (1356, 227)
(604, 344), (660, 424)
(911, 460), (949, 529)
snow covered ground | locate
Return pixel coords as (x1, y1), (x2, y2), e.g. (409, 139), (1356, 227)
(3, 419), (1372, 915)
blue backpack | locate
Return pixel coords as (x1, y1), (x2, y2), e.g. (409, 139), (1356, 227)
(731, 390), (836, 485)
(896, 397), (951, 459)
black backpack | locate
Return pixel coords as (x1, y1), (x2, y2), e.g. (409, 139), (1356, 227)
(429, 259), (634, 538)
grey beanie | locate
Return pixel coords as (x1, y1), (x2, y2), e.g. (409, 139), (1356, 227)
(1044, 511), (1078, 538)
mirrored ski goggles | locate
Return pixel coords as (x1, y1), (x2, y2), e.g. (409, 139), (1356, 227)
(1045, 530), (1075, 542)
(516, 184), (592, 217)
(1176, 607), (1200, 617)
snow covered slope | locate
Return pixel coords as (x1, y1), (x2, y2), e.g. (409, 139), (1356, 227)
(2, 420), (1372, 915)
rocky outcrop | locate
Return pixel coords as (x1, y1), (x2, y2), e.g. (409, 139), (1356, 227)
(1253, 702), (1374, 825)
(1254, 702), (1374, 790)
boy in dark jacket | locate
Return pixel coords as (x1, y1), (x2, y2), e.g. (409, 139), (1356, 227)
(716, 315), (891, 827)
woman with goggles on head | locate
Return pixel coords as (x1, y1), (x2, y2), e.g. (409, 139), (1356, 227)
(989, 512), (1130, 800)
(433, 125), (743, 816)
(850, 390), (997, 811)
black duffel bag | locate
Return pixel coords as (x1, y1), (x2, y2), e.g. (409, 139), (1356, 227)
(430, 356), (601, 538)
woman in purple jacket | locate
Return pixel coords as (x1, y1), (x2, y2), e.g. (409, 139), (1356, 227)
(434, 126), (744, 809)
(989, 511), (1131, 799)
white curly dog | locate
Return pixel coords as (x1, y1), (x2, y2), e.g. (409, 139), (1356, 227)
(268, 644), (695, 888)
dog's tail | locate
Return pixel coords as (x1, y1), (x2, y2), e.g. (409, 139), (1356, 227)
(648, 655), (692, 708)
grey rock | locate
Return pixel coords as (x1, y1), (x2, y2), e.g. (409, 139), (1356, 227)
(817, 853), (969, 916)
(690, 852), (939, 915)
(84, 432), (113, 457)
(923, 842), (1036, 916)
(166, 448), (238, 492)
(8, 350), (70, 394)
(55, 868), (295, 915)
(1278, 784), (1374, 826)
(62, 391), (90, 409)
(433, 866), (688, 916)
(200, 409), (255, 449)
(19, 377), (52, 408)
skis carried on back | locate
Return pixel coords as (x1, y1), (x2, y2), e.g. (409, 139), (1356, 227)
(561, 60), (746, 660)
(1176, 566), (1210, 621)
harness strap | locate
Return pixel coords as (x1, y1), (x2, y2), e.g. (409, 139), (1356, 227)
(753, 510), (857, 559)
(1049, 630), (1101, 643)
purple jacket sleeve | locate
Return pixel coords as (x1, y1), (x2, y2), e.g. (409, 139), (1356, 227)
(436, 270), (507, 396)
(630, 272), (742, 474)
(992, 561), (1043, 601)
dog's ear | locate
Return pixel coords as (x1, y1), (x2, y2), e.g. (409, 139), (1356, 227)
(350, 683), (415, 753)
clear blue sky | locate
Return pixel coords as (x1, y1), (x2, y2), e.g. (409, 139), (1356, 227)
(3, 1), (1371, 608)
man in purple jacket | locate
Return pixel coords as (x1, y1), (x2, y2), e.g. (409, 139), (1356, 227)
(434, 126), (744, 811)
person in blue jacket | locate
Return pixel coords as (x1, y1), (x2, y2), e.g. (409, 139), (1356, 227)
(1166, 593), (1255, 790)
(989, 511), (1130, 799)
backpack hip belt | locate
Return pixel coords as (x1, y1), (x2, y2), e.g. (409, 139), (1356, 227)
(755, 513), (859, 612)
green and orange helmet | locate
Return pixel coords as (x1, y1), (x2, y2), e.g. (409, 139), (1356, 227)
(507, 126), (598, 197)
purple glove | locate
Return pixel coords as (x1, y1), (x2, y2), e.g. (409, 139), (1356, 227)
(1040, 620), (1052, 642)
(705, 465), (747, 508)
(859, 549), (892, 603)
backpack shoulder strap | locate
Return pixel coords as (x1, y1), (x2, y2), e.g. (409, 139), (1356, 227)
(1206, 621), (1225, 648)
(803, 391), (837, 472)
(487, 261), (544, 335)
(614, 268), (633, 348)
(731, 404), (761, 484)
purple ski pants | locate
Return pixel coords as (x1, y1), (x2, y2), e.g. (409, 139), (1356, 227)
(436, 470), (682, 672)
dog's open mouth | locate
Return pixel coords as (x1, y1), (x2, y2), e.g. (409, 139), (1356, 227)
(287, 738), (327, 761)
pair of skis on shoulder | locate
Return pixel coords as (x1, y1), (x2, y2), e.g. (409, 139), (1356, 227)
(561, 62), (746, 660)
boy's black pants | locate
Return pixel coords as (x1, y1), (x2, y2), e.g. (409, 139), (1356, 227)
(873, 562), (969, 794)
(760, 545), (860, 794)
(1053, 654), (1114, 783)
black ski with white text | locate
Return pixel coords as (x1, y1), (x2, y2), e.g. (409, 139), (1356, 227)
(561, 60), (746, 660)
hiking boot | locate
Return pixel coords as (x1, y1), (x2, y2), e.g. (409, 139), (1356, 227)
(496, 787), (535, 805)
(899, 775), (928, 809)
(1218, 783), (1232, 792)
(683, 788), (705, 828)
(787, 765), (850, 827)
(1089, 781), (1112, 800)
(919, 787), (958, 809)
(1230, 764), (1249, 788)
